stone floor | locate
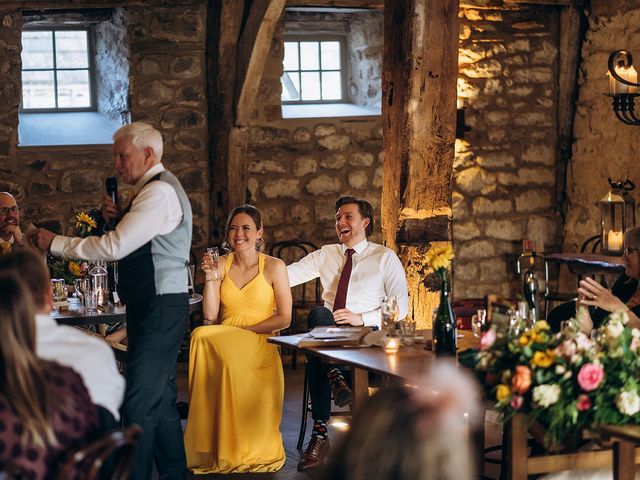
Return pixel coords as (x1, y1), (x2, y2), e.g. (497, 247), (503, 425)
(167, 354), (504, 479)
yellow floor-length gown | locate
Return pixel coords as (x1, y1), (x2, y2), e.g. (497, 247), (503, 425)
(184, 252), (286, 473)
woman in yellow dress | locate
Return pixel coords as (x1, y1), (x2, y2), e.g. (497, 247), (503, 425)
(184, 204), (292, 473)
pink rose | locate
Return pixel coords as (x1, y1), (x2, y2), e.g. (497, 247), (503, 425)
(510, 395), (524, 410)
(577, 363), (604, 392)
(577, 394), (591, 411)
(480, 329), (496, 351)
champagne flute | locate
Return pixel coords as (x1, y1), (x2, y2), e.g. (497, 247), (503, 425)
(472, 309), (487, 337)
(206, 247), (219, 280)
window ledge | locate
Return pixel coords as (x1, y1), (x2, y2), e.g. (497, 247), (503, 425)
(282, 103), (380, 119)
(18, 112), (121, 147)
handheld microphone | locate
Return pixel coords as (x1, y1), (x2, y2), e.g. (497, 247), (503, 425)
(105, 177), (118, 230)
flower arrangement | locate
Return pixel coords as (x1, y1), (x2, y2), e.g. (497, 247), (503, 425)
(75, 211), (98, 238)
(48, 209), (102, 283)
(425, 243), (454, 275)
(473, 311), (640, 448)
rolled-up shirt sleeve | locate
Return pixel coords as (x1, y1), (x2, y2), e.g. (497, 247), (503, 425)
(51, 181), (181, 261)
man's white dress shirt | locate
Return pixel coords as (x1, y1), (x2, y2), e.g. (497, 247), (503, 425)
(51, 164), (182, 260)
(36, 313), (125, 420)
(287, 239), (409, 327)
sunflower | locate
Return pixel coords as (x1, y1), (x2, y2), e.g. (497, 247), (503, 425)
(425, 243), (454, 272)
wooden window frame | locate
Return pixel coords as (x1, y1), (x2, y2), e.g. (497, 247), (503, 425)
(20, 27), (96, 113)
(282, 34), (348, 105)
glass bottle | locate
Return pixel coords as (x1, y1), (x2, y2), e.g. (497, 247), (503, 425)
(89, 260), (109, 307)
(433, 272), (457, 357)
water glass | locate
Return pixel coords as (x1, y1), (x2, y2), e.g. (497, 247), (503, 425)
(471, 309), (487, 337)
(51, 279), (67, 303)
(398, 319), (416, 346)
(206, 247), (219, 280)
(381, 295), (399, 335)
(84, 290), (98, 312)
(74, 277), (90, 303)
(187, 264), (195, 295)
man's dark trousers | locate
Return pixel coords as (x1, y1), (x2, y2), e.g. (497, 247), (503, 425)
(307, 306), (339, 420)
(123, 293), (188, 480)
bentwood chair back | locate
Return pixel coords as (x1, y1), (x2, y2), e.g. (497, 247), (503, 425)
(57, 425), (143, 480)
(269, 240), (322, 369)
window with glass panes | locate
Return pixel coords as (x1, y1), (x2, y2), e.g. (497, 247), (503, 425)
(21, 29), (93, 111)
(281, 37), (346, 103)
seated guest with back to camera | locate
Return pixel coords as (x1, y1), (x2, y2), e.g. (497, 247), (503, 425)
(183, 204), (292, 474)
(0, 250), (124, 429)
(0, 272), (100, 479)
(548, 226), (640, 332)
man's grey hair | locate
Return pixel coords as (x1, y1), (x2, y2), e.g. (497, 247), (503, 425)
(113, 122), (164, 160)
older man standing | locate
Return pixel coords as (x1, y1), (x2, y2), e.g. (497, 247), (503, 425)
(34, 122), (192, 480)
(0, 192), (25, 254)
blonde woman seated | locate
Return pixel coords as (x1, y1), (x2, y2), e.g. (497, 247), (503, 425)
(0, 272), (99, 479)
(183, 205), (292, 473)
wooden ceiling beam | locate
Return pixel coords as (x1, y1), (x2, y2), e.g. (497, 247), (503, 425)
(1, 0), (201, 10)
(286, 0), (382, 8)
(235, 0), (286, 126)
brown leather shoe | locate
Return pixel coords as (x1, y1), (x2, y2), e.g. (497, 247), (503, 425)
(332, 377), (353, 407)
(297, 435), (330, 471)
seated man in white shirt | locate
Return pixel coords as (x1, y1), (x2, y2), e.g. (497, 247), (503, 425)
(0, 250), (125, 427)
(287, 196), (409, 471)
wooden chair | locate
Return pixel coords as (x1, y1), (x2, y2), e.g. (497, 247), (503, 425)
(509, 414), (640, 480)
(57, 425), (143, 480)
(269, 240), (323, 369)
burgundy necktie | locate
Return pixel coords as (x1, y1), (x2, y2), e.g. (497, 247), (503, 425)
(333, 248), (355, 311)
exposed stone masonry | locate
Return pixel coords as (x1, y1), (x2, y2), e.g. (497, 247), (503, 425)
(565, 0), (640, 255)
(453, 5), (562, 299)
(95, 8), (129, 124)
(1, 3), (209, 250)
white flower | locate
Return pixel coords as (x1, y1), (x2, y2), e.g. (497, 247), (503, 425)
(609, 309), (629, 326)
(532, 384), (561, 408)
(555, 365), (566, 375)
(616, 391), (640, 416)
(607, 321), (624, 339)
(563, 371), (572, 380)
(575, 333), (593, 352)
(632, 328), (640, 338)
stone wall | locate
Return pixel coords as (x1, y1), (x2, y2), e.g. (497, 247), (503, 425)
(243, 12), (383, 249)
(349, 11), (383, 108)
(0, 2), (209, 250)
(565, 0), (640, 253)
(453, 4), (562, 299)
(95, 8), (129, 124)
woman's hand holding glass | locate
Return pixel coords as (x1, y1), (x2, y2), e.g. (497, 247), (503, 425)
(202, 247), (219, 281)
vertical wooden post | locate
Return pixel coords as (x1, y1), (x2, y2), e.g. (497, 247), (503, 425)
(382, 0), (459, 327)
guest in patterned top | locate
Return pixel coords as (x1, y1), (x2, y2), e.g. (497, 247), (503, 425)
(0, 272), (99, 479)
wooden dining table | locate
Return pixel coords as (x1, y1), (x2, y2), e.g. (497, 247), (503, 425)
(51, 293), (203, 327)
(268, 330), (478, 411)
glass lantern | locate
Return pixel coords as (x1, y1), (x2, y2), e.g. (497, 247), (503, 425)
(600, 178), (636, 255)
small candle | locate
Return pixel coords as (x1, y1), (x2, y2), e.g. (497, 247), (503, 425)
(608, 66), (638, 94)
(384, 336), (400, 354)
(608, 230), (623, 251)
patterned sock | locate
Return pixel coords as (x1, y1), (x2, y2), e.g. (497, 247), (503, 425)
(327, 367), (345, 385)
(311, 419), (329, 439)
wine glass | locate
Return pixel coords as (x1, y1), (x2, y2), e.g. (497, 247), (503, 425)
(381, 295), (399, 336)
(206, 247), (219, 280)
(74, 277), (90, 307)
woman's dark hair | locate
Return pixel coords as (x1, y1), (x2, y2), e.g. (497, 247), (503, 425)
(222, 204), (265, 252)
(335, 196), (374, 237)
